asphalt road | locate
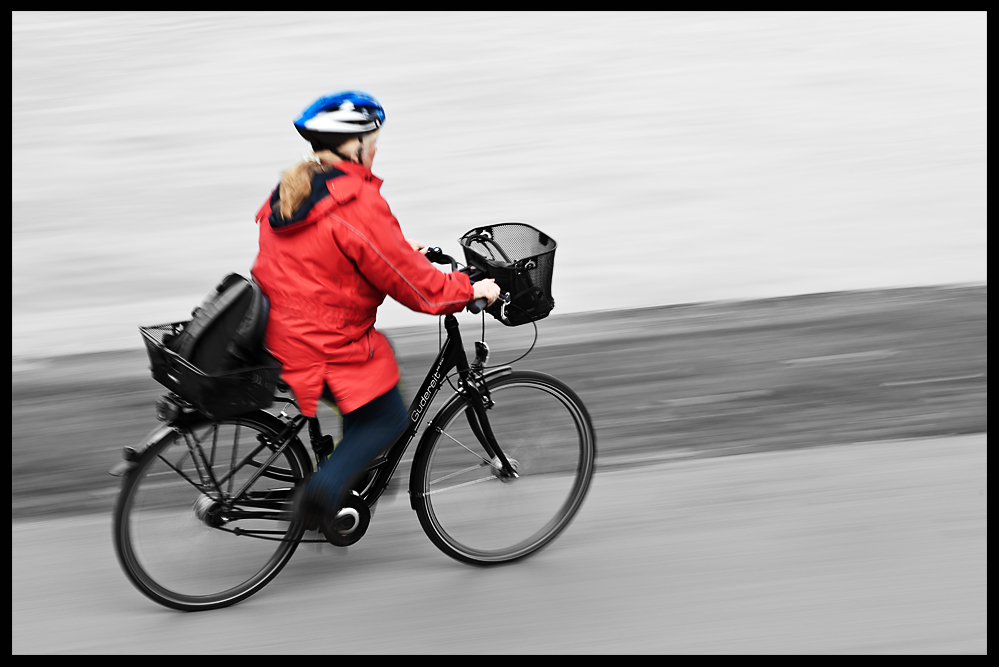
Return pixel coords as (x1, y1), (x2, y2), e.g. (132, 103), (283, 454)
(12, 434), (987, 654)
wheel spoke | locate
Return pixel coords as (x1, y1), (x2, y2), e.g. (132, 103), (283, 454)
(429, 460), (491, 487)
(155, 452), (208, 495)
(184, 427), (224, 497)
(435, 427), (492, 466)
(423, 473), (501, 496)
(228, 423), (240, 496)
(208, 423), (219, 467)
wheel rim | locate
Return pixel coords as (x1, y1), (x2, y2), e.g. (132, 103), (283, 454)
(117, 417), (305, 607)
(421, 378), (594, 561)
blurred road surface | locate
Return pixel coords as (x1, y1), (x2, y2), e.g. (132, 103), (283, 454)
(12, 434), (986, 654)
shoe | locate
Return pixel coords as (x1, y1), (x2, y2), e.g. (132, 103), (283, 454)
(292, 485), (325, 532)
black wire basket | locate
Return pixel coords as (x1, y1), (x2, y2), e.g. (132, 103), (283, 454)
(140, 322), (282, 419)
(459, 223), (557, 326)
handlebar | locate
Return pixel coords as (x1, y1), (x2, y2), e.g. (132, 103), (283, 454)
(424, 246), (458, 272)
(467, 297), (489, 315)
(424, 247), (508, 314)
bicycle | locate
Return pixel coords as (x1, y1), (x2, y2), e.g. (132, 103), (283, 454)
(112, 231), (596, 612)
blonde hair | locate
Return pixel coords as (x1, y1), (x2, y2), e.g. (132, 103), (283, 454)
(277, 131), (378, 219)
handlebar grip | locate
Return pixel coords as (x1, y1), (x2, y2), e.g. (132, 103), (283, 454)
(467, 297), (488, 314)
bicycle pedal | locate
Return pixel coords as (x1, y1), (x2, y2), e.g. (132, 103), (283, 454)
(312, 435), (335, 464)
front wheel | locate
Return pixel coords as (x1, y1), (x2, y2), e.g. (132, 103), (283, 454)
(410, 371), (596, 565)
(113, 411), (311, 611)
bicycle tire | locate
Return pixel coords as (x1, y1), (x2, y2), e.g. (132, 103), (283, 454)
(410, 370), (596, 565)
(113, 410), (310, 611)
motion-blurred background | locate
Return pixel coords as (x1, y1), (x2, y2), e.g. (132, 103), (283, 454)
(12, 11), (986, 358)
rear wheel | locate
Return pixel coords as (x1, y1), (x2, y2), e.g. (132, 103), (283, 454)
(411, 371), (596, 565)
(113, 411), (310, 611)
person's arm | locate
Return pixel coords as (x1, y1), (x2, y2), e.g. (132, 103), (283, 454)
(333, 194), (475, 315)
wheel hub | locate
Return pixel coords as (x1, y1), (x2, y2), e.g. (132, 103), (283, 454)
(192, 494), (226, 528)
(491, 456), (520, 482)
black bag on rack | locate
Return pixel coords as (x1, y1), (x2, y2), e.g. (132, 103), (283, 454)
(141, 274), (281, 419)
(166, 273), (269, 373)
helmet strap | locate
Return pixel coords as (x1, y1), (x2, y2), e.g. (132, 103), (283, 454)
(312, 135), (365, 164)
(331, 148), (354, 163)
(355, 136), (366, 164)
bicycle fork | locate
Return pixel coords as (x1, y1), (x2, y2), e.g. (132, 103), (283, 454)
(460, 382), (519, 480)
(454, 334), (518, 480)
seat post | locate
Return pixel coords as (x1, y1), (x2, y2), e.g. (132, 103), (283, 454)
(307, 417), (334, 462)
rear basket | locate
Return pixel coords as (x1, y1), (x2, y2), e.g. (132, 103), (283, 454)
(140, 322), (281, 419)
(459, 223), (556, 326)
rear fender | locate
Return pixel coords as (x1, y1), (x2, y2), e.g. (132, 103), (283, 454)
(108, 423), (178, 477)
(107, 405), (213, 477)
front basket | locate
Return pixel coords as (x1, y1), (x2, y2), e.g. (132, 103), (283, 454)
(140, 322), (281, 419)
(459, 222), (556, 326)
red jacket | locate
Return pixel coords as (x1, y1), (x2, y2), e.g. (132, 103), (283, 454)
(251, 161), (473, 417)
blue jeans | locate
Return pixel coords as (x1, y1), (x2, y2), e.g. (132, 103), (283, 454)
(306, 386), (408, 513)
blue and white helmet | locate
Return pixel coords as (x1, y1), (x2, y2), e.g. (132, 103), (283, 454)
(294, 91), (385, 149)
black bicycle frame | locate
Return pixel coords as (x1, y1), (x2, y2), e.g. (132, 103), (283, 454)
(277, 312), (516, 510)
(360, 313), (516, 506)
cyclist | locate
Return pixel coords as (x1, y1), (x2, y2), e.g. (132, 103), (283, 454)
(251, 91), (500, 529)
